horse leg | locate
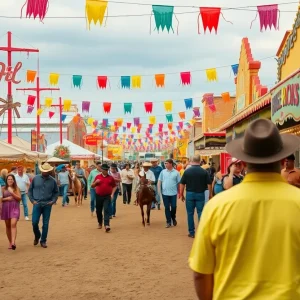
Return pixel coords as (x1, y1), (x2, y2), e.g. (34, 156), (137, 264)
(146, 202), (151, 225)
(140, 204), (145, 227)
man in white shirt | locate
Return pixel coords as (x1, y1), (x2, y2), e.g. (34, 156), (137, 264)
(15, 166), (30, 220)
(120, 163), (134, 204)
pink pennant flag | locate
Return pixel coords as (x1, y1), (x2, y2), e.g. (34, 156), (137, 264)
(127, 122), (131, 129)
(251, 4), (279, 31)
(178, 121), (183, 129)
(180, 72), (191, 85)
(27, 106), (34, 114)
(49, 111), (55, 119)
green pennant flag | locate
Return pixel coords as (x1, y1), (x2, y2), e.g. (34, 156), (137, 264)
(124, 103), (132, 114)
(152, 5), (174, 33)
(73, 75), (82, 89)
(166, 114), (173, 123)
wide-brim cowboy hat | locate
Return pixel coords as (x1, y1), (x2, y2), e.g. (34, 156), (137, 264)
(149, 158), (158, 162)
(143, 162), (152, 167)
(39, 163), (54, 173)
(225, 119), (300, 164)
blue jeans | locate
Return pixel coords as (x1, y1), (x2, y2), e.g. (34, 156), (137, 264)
(204, 190), (209, 204)
(21, 193), (29, 217)
(162, 194), (177, 225)
(90, 188), (96, 213)
(32, 204), (52, 243)
(110, 188), (119, 217)
(60, 184), (69, 206)
(186, 191), (205, 235)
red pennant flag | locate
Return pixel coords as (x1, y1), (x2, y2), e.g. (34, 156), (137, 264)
(97, 76), (108, 89)
(49, 111), (55, 119)
(103, 102), (111, 113)
(127, 122), (131, 129)
(199, 7), (221, 34)
(179, 121), (183, 129)
(180, 72), (191, 85)
(27, 95), (36, 106)
(144, 102), (153, 113)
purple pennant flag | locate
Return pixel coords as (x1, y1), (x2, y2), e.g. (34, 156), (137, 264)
(102, 119), (108, 127)
(27, 106), (34, 114)
(123, 126), (126, 133)
(205, 94), (214, 106)
(193, 107), (200, 117)
(134, 117), (140, 126)
(82, 101), (90, 113)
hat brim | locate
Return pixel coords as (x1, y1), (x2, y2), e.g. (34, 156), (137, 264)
(225, 134), (300, 164)
(101, 167), (109, 170)
(38, 166), (54, 172)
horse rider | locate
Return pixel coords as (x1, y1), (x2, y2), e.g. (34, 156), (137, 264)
(74, 161), (87, 199)
(134, 162), (156, 205)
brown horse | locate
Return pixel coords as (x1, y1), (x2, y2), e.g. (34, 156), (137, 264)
(137, 173), (156, 226)
(69, 170), (84, 207)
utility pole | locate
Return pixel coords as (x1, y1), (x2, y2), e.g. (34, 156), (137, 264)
(16, 72), (60, 149)
(0, 31), (39, 144)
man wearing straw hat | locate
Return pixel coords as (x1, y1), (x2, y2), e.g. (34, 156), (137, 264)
(28, 163), (59, 248)
(189, 119), (300, 299)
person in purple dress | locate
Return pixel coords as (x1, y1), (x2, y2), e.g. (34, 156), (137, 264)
(1, 174), (21, 250)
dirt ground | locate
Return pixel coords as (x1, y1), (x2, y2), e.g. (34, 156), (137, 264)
(0, 195), (197, 300)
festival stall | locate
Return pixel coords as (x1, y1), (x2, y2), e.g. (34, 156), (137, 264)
(4, 136), (32, 150)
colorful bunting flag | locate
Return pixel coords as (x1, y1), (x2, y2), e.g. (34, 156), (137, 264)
(26, 70), (36, 83)
(63, 100), (72, 111)
(178, 121), (183, 129)
(180, 72), (191, 85)
(221, 92), (231, 102)
(103, 102), (111, 114)
(144, 102), (153, 114)
(121, 76), (131, 89)
(27, 106), (34, 114)
(152, 5), (175, 33)
(184, 98), (193, 109)
(166, 114), (173, 123)
(88, 117), (94, 125)
(251, 4), (279, 31)
(97, 76), (108, 89)
(85, 0), (108, 29)
(102, 118), (108, 127)
(164, 101), (173, 112)
(131, 127), (136, 133)
(193, 107), (200, 117)
(124, 103), (132, 114)
(149, 116), (156, 125)
(131, 75), (141, 89)
(61, 114), (67, 122)
(134, 117), (140, 127)
(37, 108), (43, 116)
(73, 75), (83, 88)
(231, 64), (239, 76)
(168, 123), (173, 130)
(155, 74), (165, 87)
(44, 97), (52, 108)
(209, 104), (217, 112)
(206, 68), (217, 81)
(127, 122), (132, 129)
(199, 7), (221, 34)
(49, 111), (55, 119)
(27, 95), (36, 106)
(82, 101), (90, 113)
(122, 126), (126, 133)
(21, 0), (49, 21)
(49, 73), (60, 86)
(178, 112), (186, 120)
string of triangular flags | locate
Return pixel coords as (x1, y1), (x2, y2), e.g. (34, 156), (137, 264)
(20, 1), (282, 33)
(25, 64), (240, 89)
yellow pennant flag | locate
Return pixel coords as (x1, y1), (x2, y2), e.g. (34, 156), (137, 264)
(149, 116), (156, 125)
(37, 108), (43, 116)
(86, 0), (108, 29)
(63, 100), (72, 111)
(117, 118), (123, 127)
(45, 97), (53, 108)
(164, 101), (173, 112)
(131, 127), (136, 133)
(189, 119), (196, 126)
(206, 68), (218, 82)
(131, 75), (142, 88)
(49, 73), (60, 86)
(87, 117), (94, 125)
(110, 125), (116, 132)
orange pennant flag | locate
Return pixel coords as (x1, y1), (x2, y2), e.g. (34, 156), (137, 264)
(178, 112), (185, 120)
(155, 74), (165, 87)
(221, 92), (230, 102)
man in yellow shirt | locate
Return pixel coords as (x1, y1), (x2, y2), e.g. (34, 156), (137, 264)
(189, 119), (300, 300)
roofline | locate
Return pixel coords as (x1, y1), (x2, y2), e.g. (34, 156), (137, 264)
(276, 30), (292, 57)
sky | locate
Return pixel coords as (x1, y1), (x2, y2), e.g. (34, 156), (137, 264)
(0, 0), (298, 138)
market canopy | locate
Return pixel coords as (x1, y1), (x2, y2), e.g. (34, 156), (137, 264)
(46, 157), (69, 163)
(4, 136), (31, 150)
(46, 139), (101, 160)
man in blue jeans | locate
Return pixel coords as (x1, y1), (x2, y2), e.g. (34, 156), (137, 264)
(28, 163), (59, 248)
(88, 162), (102, 216)
(57, 165), (70, 207)
(179, 155), (212, 238)
(158, 159), (181, 228)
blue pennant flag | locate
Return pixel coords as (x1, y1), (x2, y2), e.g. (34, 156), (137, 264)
(184, 98), (193, 110)
(231, 64), (239, 76)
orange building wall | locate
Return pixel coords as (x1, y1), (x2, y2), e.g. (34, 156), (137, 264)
(202, 95), (235, 132)
(67, 119), (87, 148)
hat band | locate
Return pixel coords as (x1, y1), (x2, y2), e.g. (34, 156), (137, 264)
(242, 143), (283, 158)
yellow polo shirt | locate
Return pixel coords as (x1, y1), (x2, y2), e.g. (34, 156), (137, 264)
(189, 172), (300, 299)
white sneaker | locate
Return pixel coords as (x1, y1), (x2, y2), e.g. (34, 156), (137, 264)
(25, 217), (30, 221)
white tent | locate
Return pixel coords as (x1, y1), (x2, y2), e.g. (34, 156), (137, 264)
(46, 157), (69, 163)
(46, 139), (101, 160)
(4, 136), (31, 150)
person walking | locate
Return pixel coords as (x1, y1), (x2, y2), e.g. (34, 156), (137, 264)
(74, 161), (87, 200)
(91, 164), (116, 232)
(109, 163), (121, 218)
(1, 174), (21, 250)
(158, 159), (181, 228)
(189, 119), (300, 300)
(150, 158), (163, 210)
(179, 155), (212, 238)
(281, 154), (300, 187)
(28, 163), (59, 248)
(15, 166), (30, 221)
(57, 165), (70, 207)
(87, 162), (102, 216)
(120, 163), (134, 204)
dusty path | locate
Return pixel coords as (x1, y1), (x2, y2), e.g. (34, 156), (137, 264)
(0, 195), (197, 300)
